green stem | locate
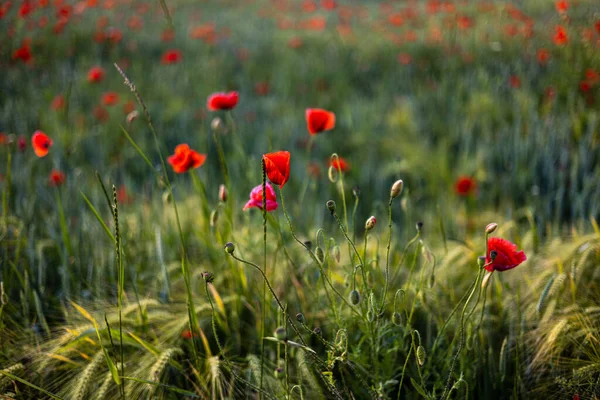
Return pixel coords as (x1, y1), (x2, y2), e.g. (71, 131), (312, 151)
(261, 159), (267, 398)
(379, 196), (394, 314)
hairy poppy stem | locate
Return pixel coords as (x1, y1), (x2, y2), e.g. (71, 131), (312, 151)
(260, 159), (267, 397)
(379, 195), (394, 315)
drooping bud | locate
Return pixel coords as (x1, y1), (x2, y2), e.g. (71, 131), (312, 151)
(416, 345), (426, 366)
(219, 184), (227, 202)
(485, 222), (498, 234)
(391, 179), (404, 199)
(126, 110), (139, 126)
(211, 117), (223, 132)
(224, 242), (235, 254)
(326, 200), (336, 215)
(392, 312), (402, 326)
(477, 256), (486, 268)
(296, 313), (305, 324)
(332, 245), (341, 263)
(210, 209), (219, 227)
(365, 216), (377, 231)
(315, 247), (324, 263)
(274, 327), (287, 341)
(416, 221), (423, 233)
(349, 289), (360, 305)
(352, 185), (361, 198)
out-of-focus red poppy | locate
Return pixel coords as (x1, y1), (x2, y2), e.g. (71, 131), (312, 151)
(288, 37), (303, 48)
(321, 0), (337, 10)
(454, 176), (476, 196)
(181, 329), (199, 339)
(102, 92), (119, 106)
(302, 0), (317, 13)
(161, 28), (175, 42)
(329, 157), (350, 172)
(167, 144), (207, 174)
(254, 81), (270, 96)
(398, 53), (412, 65)
(19, 2), (35, 18)
(509, 75), (521, 89)
(457, 15), (473, 30)
(579, 81), (591, 93)
(0, 133), (7, 146)
(207, 91), (239, 111)
(32, 130), (53, 157)
(51, 94), (65, 110)
(307, 161), (321, 177)
(190, 23), (216, 40)
(263, 151), (290, 188)
(595, 20), (600, 35)
(536, 49), (550, 65)
(161, 49), (182, 65)
(555, 1), (568, 14)
(106, 27), (122, 44)
(485, 237), (527, 272)
(87, 66), (105, 83)
(123, 100), (135, 114)
(18, 135), (27, 152)
(585, 69), (599, 84)
(13, 43), (32, 63)
(49, 169), (66, 186)
(127, 15), (143, 31)
(117, 185), (134, 204)
(243, 182), (278, 211)
(554, 25), (568, 45)
(306, 108), (335, 135)
(93, 105), (109, 123)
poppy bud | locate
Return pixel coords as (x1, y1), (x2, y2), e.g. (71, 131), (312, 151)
(490, 250), (498, 261)
(315, 247), (324, 263)
(162, 191), (172, 204)
(219, 184), (227, 202)
(326, 200), (336, 214)
(274, 326), (287, 341)
(210, 209), (219, 227)
(313, 327), (322, 336)
(416, 221), (423, 232)
(332, 245), (341, 263)
(477, 256), (486, 268)
(366, 310), (374, 322)
(202, 271), (215, 284)
(328, 165), (338, 182)
(391, 179), (404, 199)
(352, 185), (361, 197)
(296, 313), (305, 323)
(365, 216), (377, 231)
(211, 117), (223, 132)
(392, 312), (402, 326)
(304, 240), (312, 250)
(485, 223), (498, 234)
(224, 242), (235, 254)
(416, 345), (426, 366)
(274, 367), (284, 379)
(349, 289), (360, 305)
(126, 110), (139, 125)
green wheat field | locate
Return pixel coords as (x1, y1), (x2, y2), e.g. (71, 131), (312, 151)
(1, 0), (600, 398)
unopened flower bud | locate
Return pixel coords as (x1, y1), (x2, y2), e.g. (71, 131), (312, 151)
(326, 200), (336, 215)
(211, 117), (223, 132)
(416, 221), (423, 232)
(274, 367), (284, 379)
(485, 222), (498, 234)
(202, 271), (215, 284)
(332, 246), (341, 263)
(477, 256), (486, 268)
(219, 184), (227, 202)
(315, 247), (324, 263)
(210, 209), (219, 227)
(366, 310), (374, 322)
(416, 345), (426, 366)
(352, 185), (361, 198)
(313, 327), (322, 336)
(392, 312), (402, 326)
(274, 327), (287, 341)
(365, 216), (377, 231)
(349, 289), (360, 305)
(126, 110), (139, 125)
(296, 313), (305, 323)
(391, 179), (404, 199)
(224, 242), (235, 254)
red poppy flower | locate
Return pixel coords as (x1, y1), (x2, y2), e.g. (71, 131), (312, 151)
(455, 176), (476, 196)
(102, 92), (119, 106)
(329, 157), (350, 172)
(51, 94), (65, 110)
(18, 2), (35, 18)
(49, 169), (66, 186)
(306, 108), (335, 135)
(485, 237), (527, 272)
(536, 49), (550, 65)
(161, 49), (182, 64)
(243, 182), (278, 211)
(93, 105), (109, 123)
(181, 329), (199, 339)
(509, 75), (521, 89)
(0, 133), (7, 145)
(12, 43), (32, 63)
(553, 25), (568, 45)
(87, 66), (105, 83)
(31, 130), (53, 157)
(263, 151), (290, 188)
(555, 0), (568, 14)
(207, 91), (239, 111)
(167, 144), (207, 174)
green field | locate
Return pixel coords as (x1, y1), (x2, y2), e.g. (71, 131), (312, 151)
(1, 0), (600, 398)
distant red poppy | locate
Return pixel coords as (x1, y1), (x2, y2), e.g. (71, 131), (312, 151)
(288, 37), (303, 48)
(161, 28), (175, 42)
(106, 27), (122, 44)
(455, 176), (476, 196)
(18, 2), (35, 18)
(167, 144), (207, 174)
(31, 131), (53, 157)
(243, 182), (278, 211)
(117, 185), (133, 204)
(263, 151), (290, 188)
(49, 169), (66, 186)
(595, 20), (600, 35)
(161, 49), (182, 64)
(398, 53), (412, 65)
(51, 94), (65, 110)
(12, 43), (32, 63)
(536, 49), (550, 65)
(485, 237), (526, 272)
(87, 66), (105, 83)
(254, 81), (270, 96)
(102, 92), (119, 106)
(553, 25), (568, 45)
(306, 108), (335, 135)
(18, 136), (27, 152)
(321, 0), (337, 10)
(579, 81), (591, 93)
(181, 329), (199, 339)
(0, 133), (7, 145)
(122, 100), (135, 114)
(509, 75), (521, 89)
(555, 1), (568, 14)
(207, 91), (239, 111)
(329, 157), (350, 172)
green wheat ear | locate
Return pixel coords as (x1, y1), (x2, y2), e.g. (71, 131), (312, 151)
(148, 348), (183, 395)
(74, 352), (105, 400)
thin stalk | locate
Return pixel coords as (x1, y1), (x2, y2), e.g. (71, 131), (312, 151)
(379, 195), (394, 314)
(260, 159), (267, 397)
(111, 186), (126, 400)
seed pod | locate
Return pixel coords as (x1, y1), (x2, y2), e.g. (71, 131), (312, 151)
(477, 256), (486, 268)
(490, 250), (498, 261)
(296, 313), (305, 323)
(415, 221), (423, 232)
(391, 179), (404, 199)
(416, 345), (426, 366)
(326, 200), (336, 214)
(202, 271), (215, 284)
(349, 290), (360, 305)
(274, 367), (284, 380)
(224, 242), (235, 254)
(313, 327), (322, 336)
(274, 327), (287, 341)
(352, 185), (361, 198)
